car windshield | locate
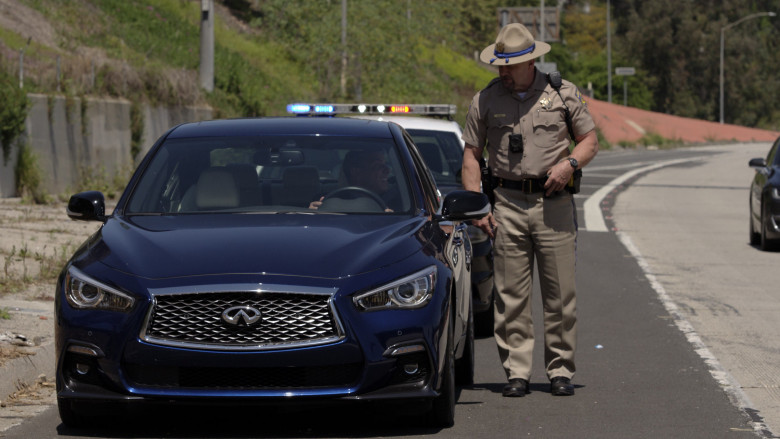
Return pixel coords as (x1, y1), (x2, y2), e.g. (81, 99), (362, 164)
(125, 135), (413, 214)
(405, 129), (463, 187)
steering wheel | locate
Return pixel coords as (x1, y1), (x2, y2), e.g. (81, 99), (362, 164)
(322, 186), (387, 211)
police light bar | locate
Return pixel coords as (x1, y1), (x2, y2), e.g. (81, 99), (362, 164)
(286, 103), (456, 118)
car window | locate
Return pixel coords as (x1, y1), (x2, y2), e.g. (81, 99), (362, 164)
(125, 135), (413, 215)
(405, 129), (463, 186)
(404, 131), (440, 214)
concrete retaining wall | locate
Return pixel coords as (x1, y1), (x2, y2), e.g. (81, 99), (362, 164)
(0, 94), (212, 197)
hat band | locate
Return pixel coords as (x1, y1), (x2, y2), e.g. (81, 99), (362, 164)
(490, 44), (536, 64)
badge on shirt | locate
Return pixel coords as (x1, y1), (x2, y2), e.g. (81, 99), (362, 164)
(538, 97), (552, 110)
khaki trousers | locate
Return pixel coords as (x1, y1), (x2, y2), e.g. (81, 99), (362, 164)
(492, 187), (577, 381)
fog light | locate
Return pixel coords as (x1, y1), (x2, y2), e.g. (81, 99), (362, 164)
(385, 344), (425, 357)
(68, 344), (103, 357)
(403, 363), (419, 375)
(75, 363), (91, 375)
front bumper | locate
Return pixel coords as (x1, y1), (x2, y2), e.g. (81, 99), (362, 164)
(56, 286), (448, 406)
(57, 337), (437, 403)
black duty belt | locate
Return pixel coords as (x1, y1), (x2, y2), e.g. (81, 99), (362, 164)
(492, 176), (547, 194)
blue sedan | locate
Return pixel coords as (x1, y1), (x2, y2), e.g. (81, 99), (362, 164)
(56, 117), (490, 428)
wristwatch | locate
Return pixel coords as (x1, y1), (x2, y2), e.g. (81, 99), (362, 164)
(567, 157), (578, 169)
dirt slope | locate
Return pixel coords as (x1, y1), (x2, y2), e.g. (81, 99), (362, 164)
(587, 97), (780, 145)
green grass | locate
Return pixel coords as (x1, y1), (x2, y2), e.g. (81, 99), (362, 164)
(0, 26), (29, 49)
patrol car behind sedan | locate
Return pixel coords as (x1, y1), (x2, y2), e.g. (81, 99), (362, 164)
(56, 117), (489, 428)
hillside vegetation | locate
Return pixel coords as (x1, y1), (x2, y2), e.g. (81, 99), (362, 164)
(0, 0), (778, 133)
(0, 0), (497, 126)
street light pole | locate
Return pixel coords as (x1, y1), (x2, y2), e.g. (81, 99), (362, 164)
(606, 0), (612, 103)
(719, 11), (775, 124)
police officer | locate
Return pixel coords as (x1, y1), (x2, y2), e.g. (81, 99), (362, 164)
(461, 23), (598, 397)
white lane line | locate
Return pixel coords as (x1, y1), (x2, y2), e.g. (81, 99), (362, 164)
(616, 232), (770, 437)
(625, 119), (646, 135)
(583, 159), (697, 232)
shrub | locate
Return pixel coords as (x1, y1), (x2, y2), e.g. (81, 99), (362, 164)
(15, 142), (48, 204)
(0, 71), (30, 165)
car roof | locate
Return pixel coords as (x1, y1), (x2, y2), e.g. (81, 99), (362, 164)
(348, 115), (462, 135)
(349, 115), (465, 151)
(166, 117), (396, 139)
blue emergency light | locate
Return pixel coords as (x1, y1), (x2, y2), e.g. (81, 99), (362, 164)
(287, 104), (311, 114)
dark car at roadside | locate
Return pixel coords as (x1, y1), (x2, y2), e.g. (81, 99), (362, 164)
(56, 117), (490, 428)
(749, 136), (780, 251)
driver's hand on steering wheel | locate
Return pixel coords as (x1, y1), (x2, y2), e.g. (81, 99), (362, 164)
(309, 196), (324, 210)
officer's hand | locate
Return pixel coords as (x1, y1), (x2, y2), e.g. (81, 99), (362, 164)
(544, 161), (575, 196)
(473, 212), (497, 239)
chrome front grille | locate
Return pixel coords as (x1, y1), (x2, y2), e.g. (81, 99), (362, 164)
(142, 291), (342, 350)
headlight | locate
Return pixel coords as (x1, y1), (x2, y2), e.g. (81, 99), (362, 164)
(353, 266), (436, 311)
(64, 267), (135, 312)
(772, 188), (780, 200)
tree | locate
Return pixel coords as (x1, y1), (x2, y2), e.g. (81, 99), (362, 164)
(618, 0), (778, 127)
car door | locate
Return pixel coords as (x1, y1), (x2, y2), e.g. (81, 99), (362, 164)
(402, 129), (471, 343)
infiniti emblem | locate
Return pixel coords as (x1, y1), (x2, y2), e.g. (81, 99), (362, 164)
(221, 306), (262, 326)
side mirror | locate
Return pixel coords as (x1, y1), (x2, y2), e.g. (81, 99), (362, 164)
(438, 190), (490, 222)
(67, 191), (107, 222)
(748, 158), (767, 168)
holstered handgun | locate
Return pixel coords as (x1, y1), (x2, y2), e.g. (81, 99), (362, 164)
(479, 158), (495, 205)
(567, 169), (582, 194)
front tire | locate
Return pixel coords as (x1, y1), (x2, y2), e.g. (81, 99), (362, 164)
(455, 303), (474, 385)
(428, 306), (456, 428)
(474, 296), (494, 337)
(760, 206), (779, 251)
(750, 204), (760, 246)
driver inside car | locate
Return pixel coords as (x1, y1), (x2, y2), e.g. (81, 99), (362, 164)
(310, 150), (396, 212)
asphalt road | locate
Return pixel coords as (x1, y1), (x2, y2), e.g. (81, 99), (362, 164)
(3, 143), (776, 438)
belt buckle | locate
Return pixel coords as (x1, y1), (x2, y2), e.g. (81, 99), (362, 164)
(521, 179), (532, 193)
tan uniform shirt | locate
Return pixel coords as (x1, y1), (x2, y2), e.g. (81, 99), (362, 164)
(462, 69), (595, 180)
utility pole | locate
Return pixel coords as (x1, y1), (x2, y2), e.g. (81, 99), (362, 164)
(340, 0), (347, 97)
(199, 0), (214, 92)
(19, 37), (31, 89)
(539, 0), (545, 64)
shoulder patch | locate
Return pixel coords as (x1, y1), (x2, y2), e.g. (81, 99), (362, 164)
(574, 89), (587, 106)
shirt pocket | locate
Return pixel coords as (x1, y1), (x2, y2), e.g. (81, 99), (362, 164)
(487, 112), (516, 154)
(487, 111), (516, 131)
(531, 111), (562, 148)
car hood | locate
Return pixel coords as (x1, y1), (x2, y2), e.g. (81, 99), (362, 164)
(86, 214), (429, 280)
